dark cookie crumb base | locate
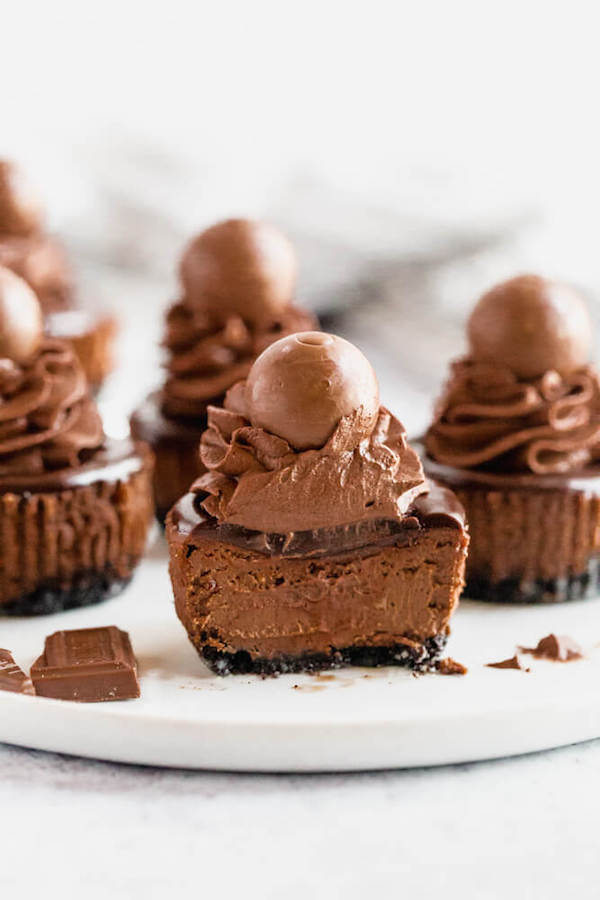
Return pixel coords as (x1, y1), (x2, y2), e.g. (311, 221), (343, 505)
(466, 558), (600, 604)
(200, 634), (448, 676)
(156, 507), (170, 528)
(0, 571), (133, 617)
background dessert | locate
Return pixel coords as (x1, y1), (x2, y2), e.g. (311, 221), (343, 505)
(0, 160), (116, 391)
(167, 331), (468, 674)
(131, 218), (317, 522)
(423, 274), (600, 603)
(0, 267), (153, 614)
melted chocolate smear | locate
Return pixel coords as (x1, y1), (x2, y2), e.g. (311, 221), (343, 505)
(519, 634), (583, 662)
(486, 655), (530, 672)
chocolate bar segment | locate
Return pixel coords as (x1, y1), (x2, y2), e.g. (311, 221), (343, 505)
(31, 627), (140, 702)
(0, 649), (35, 695)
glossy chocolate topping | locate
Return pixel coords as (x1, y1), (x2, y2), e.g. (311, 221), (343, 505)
(0, 266), (44, 363)
(468, 274), (591, 379)
(246, 332), (379, 450)
(0, 336), (104, 476)
(425, 358), (600, 474)
(0, 161), (41, 237)
(195, 377), (428, 533)
(161, 298), (315, 419)
(0, 437), (148, 494)
(179, 218), (297, 324)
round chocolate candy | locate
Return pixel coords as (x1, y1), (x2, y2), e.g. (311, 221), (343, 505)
(468, 274), (591, 379)
(179, 218), (297, 324)
(0, 266), (44, 363)
(245, 331), (379, 450)
(0, 160), (42, 237)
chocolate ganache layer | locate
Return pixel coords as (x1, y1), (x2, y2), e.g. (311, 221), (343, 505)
(161, 301), (315, 420)
(0, 338), (103, 477)
(0, 436), (149, 494)
(425, 359), (600, 475)
(194, 382), (428, 533)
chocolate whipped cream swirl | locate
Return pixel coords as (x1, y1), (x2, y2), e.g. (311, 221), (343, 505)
(425, 359), (600, 474)
(194, 384), (427, 533)
(161, 301), (316, 419)
(0, 338), (104, 476)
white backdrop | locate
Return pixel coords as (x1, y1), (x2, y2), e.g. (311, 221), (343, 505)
(3, 0), (600, 431)
(3, 0), (599, 270)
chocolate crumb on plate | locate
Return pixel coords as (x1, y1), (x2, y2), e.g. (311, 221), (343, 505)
(486, 655), (530, 672)
(519, 634), (583, 662)
(437, 657), (468, 676)
(31, 626), (140, 702)
(0, 648), (35, 694)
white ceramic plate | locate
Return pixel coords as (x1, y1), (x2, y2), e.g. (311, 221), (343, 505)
(1, 533), (599, 772)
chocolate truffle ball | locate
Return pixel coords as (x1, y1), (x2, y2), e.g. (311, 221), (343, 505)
(245, 332), (379, 451)
(468, 274), (592, 379)
(179, 218), (297, 324)
(0, 161), (41, 237)
(0, 266), (44, 363)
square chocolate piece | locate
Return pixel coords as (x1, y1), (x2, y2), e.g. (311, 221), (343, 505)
(31, 627), (140, 702)
(0, 649), (35, 695)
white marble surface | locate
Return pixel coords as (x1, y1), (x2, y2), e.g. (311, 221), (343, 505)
(0, 738), (598, 898)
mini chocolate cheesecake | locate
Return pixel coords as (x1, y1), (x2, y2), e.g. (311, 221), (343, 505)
(167, 332), (468, 674)
(0, 268), (153, 614)
(0, 160), (116, 390)
(131, 218), (316, 522)
(423, 274), (600, 603)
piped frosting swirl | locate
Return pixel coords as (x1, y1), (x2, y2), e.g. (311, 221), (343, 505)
(193, 382), (427, 533)
(161, 300), (316, 420)
(0, 338), (104, 475)
(425, 359), (600, 474)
